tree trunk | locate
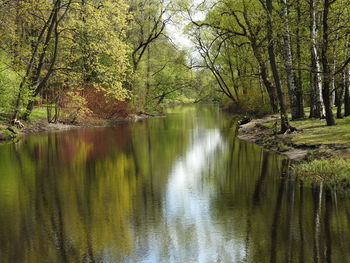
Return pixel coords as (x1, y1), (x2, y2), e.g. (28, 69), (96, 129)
(23, 0), (72, 120)
(262, 67), (279, 113)
(321, 0), (335, 126)
(280, 0), (299, 120)
(295, 0), (305, 118)
(345, 67), (350, 116)
(11, 2), (59, 122)
(309, 69), (316, 118)
(335, 77), (343, 118)
(251, 45), (278, 113)
(310, 0), (325, 119)
(266, 0), (290, 132)
(242, 7), (278, 113)
(23, 2), (60, 120)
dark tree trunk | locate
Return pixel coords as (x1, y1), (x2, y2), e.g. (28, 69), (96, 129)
(345, 88), (350, 116)
(334, 74), (344, 118)
(257, 53), (278, 113)
(266, 0), (290, 132)
(322, 80), (335, 126)
(23, 0), (71, 120)
(345, 69), (350, 116)
(11, 2), (59, 122)
(263, 75), (279, 113)
(335, 82), (343, 118)
(242, 8), (278, 113)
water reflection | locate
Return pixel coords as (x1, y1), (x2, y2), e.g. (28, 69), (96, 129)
(0, 105), (349, 262)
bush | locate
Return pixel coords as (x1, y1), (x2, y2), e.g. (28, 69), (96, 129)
(60, 90), (92, 124)
(224, 89), (273, 117)
(82, 87), (130, 119)
(0, 52), (23, 120)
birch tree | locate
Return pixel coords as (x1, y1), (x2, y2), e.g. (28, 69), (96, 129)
(309, 0), (325, 119)
(280, 0), (301, 120)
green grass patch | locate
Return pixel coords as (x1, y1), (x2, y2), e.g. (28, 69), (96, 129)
(293, 158), (350, 183)
(260, 107), (350, 145)
(0, 107), (47, 123)
(290, 116), (350, 145)
(293, 158), (350, 195)
(29, 107), (47, 121)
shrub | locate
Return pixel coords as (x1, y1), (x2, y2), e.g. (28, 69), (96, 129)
(60, 90), (92, 124)
(224, 89), (273, 117)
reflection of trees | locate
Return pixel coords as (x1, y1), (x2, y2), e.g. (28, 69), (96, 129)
(0, 128), (140, 261)
(299, 182), (305, 263)
(286, 167), (295, 263)
(324, 188), (332, 263)
(1, 105), (350, 262)
(313, 183), (323, 263)
(0, 104), (223, 262)
(270, 161), (287, 263)
(210, 131), (350, 263)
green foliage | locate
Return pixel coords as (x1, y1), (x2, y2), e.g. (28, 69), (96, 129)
(29, 107), (47, 121)
(0, 52), (22, 114)
(235, 90), (273, 117)
(60, 90), (92, 123)
(0, 127), (17, 141)
(0, 0), (349, 123)
(0, 0), (132, 122)
(62, 0), (131, 100)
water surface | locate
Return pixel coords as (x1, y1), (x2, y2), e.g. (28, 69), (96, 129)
(0, 105), (349, 262)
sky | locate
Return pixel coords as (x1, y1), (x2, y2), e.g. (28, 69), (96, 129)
(165, 0), (206, 52)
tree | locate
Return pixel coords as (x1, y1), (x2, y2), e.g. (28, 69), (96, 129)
(13, 0), (73, 121)
(264, 0), (291, 132)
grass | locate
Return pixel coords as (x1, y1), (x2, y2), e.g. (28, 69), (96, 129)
(262, 107), (350, 145)
(292, 117), (350, 144)
(257, 107), (350, 188)
(293, 158), (350, 183)
(30, 107), (47, 121)
(0, 107), (47, 124)
(293, 158), (350, 195)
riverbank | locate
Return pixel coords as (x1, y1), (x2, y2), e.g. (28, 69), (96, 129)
(0, 112), (158, 144)
(238, 115), (309, 161)
(238, 114), (350, 187)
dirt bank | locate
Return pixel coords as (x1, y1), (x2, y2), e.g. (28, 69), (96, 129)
(237, 116), (308, 161)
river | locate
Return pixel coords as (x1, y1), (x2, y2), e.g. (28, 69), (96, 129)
(0, 105), (349, 262)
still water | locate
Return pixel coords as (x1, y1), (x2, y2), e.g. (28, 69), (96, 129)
(0, 105), (349, 263)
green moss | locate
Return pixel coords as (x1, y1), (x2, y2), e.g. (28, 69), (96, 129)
(277, 143), (291, 152)
(0, 127), (16, 141)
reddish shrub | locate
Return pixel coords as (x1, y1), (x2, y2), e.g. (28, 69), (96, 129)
(83, 87), (130, 119)
(59, 86), (131, 120)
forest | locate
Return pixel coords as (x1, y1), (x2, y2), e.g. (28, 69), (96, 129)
(1, 1), (350, 262)
(0, 0), (349, 132)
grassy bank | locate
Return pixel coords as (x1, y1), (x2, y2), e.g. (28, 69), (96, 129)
(238, 108), (350, 187)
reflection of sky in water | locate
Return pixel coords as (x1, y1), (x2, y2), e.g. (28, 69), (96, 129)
(136, 128), (245, 263)
(0, 105), (345, 263)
